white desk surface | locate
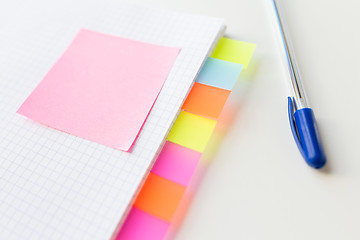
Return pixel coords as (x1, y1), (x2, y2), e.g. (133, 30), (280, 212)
(132, 0), (360, 239)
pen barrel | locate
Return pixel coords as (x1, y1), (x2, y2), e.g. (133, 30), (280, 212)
(271, 0), (309, 108)
(294, 108), (326, 168)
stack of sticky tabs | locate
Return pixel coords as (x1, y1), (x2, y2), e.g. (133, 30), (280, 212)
(116, 38), (256, 240)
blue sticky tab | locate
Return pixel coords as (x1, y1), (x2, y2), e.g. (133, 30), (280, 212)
(195, 57), (244, 91)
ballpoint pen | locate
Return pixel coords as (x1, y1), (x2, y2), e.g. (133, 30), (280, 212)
(270, 0), (326, 169)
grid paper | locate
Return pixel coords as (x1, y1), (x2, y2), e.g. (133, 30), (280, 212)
(0, 1), (224, 239)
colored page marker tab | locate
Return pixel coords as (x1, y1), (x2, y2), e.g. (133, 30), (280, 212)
(116, 207), (170, 240)
(182, 82), (230, 119)
(196, 57), (243, 90)
(211, 38), (256, 68)
(133, 173), (186, 221)
(167, 111), (216, 152)
(151, 141), (201, 186)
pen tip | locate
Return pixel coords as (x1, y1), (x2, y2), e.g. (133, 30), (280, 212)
(307, 156), (326, 169)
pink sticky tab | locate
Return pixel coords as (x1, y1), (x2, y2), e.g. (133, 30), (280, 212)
(17, 29), (180, 151)
(116, 207), (170, 240)
(151, 142), (201, 186)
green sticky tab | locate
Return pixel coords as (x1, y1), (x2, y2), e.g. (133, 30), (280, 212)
(211, 38), (256, 68)
(167, 111), (217, 152)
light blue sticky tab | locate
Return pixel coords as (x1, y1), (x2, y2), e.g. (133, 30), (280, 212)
(196, 57), (244, 91)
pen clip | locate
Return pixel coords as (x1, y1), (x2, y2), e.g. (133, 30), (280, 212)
(287, 97), (305, 158)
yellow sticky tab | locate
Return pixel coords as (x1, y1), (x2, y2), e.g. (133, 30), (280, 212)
(167, 111), (217, 152)
(211, 38), (256, 68)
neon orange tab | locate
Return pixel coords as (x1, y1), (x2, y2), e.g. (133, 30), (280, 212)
(133, 173), (186, 221)
(182, 82), (230, 119)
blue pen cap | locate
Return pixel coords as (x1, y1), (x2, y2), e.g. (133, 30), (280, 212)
(288, 97), (326, 169)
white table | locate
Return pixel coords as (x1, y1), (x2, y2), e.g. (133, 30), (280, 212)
(133, 0), (360, 239)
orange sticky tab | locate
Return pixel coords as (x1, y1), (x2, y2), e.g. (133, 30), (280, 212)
(133, 173), (186, 221)
(182, 82), (230, 119)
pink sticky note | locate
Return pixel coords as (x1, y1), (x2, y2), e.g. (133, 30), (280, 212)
(17, 29), (180, 151)
(116, 207), (170, 240)
(151, 141), (201, 186)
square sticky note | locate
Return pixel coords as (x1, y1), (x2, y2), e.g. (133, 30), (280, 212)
(133, 173), (185, 221)
(17, 29), (180, 151)
(182, 82), (231, 119)
(151, 141), (201, 186)
(167, 111), (216, 152)
(116, 207), (169, 240)
(211, 38), (256, 68)
(196, 57), (243, 90)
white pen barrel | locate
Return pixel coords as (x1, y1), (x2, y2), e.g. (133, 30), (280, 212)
(271, 0), (309, 109)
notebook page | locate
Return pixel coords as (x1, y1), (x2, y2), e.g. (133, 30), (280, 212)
(0, 1), (224, 239)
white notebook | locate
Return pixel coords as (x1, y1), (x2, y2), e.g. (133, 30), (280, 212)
(0, 0), (224, 239)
